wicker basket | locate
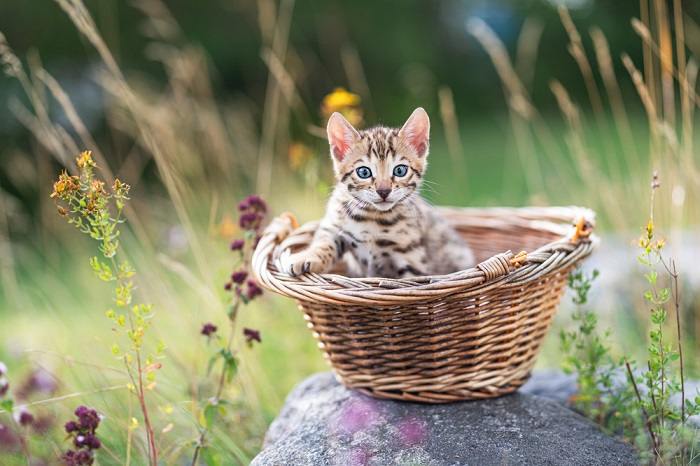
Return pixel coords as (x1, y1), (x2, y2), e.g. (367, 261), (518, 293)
(252, 206), (597, 403)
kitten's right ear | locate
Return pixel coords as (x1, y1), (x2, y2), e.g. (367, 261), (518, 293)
(327, 112), (360, 162)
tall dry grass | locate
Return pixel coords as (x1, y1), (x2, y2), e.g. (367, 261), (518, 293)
(468, 1), (700, 234)
(0, 0), (327, 463)
(0, 0), (699, 463)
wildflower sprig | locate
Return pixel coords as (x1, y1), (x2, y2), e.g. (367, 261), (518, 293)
(51, 151), (161, 466)
(626, 173), (700, 463)
(191, 195), (266, 465)
(560, 173), (700, 463)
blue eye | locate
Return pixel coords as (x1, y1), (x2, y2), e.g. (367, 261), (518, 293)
(355, 166), (372, 179)
(393, 164), (409, 177)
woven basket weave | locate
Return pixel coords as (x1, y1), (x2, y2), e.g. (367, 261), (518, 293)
(252, 206), (597, 403)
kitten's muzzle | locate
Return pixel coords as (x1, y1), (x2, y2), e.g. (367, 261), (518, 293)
(376, 188), (391, 200)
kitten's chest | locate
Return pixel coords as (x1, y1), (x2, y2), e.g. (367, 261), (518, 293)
(341, 209), (424, 275)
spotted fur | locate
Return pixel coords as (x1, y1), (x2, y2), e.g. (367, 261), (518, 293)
(282, 108), (474, 278)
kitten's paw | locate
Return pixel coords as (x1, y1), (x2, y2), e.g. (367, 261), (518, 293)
(282, 252), (327, 276)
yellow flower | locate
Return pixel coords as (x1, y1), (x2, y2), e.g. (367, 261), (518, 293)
(218, 215), (238, 238)
(91, 179), (106, 194)
(288, 142), (313, 170)
(50, 171), (79, 199)
(76, 150), (96, 168)
(321, 87), (363, 126)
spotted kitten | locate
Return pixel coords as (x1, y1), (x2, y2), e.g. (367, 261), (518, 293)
(283, 107), (474, 278)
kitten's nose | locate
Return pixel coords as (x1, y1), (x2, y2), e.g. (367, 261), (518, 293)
(376, 188), (391, 200)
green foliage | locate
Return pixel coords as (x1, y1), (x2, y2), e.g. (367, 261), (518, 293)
(562, 177), (700, 465)
(628, 190), (700, 465)
(560, 269), (638, 436)
(51, 151), (161, 465)
(190, 195), (266, 465)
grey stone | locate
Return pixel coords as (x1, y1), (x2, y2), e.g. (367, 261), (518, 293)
(252, 372), (638, 466)
(520, 370), (577, 404)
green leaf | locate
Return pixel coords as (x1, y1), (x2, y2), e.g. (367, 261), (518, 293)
(203, 402), (219, 429)
(201, 447), (221, 466)
(0, 399), (13, 412)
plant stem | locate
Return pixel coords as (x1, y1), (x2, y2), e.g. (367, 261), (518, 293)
(668, 259), (685, 425)
(190, 301), (241, 466)
(136, 350), (158, 466)
(111, 256), (158, 466)
(626, 360), (659, 459)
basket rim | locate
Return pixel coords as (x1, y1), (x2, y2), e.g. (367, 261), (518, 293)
(251, 205), (598, 306)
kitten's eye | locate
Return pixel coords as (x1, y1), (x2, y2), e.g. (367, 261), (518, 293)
(393, 164), (409, 177)
(355, 166), (372, 179)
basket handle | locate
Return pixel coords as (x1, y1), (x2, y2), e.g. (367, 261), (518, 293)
(476, 250), (528, 280)
(569, 215), (594, 243)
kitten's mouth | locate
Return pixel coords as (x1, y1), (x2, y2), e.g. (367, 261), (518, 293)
(372, 200), (396, 211)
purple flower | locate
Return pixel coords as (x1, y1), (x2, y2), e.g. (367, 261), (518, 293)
(74, 434), (87, 448)
(224, 282), (233, 291)
(62, 449), (94, 466)
(201, 323), (218, 337)
(0, 378), (8, 397)
(84, 433), (101, 449)
(16, 409), (34, 427)
(65, 420), (79, 433)
(245, 280), (263, 300)
(230, 239), (245, 251)
(17, 368), (58, 399)
(75, 406), (100, 431)
(238, 195), (267, 214)
(62, 405), (101, 465)
(231, 270), (248, 284)
(239, 212), (261, 231)
(243, 328), (261, 345)
(0, 423), (20, 451)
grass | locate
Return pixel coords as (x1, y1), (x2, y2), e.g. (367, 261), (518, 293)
(0, 0), (699, 464)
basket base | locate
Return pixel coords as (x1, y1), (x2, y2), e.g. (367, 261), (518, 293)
(332, 367), (535, 403)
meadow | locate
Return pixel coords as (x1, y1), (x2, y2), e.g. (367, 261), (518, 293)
(0, 0), (699, 464)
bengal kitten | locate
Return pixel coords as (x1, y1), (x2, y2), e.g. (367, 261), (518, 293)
(282, 107), (474, 278)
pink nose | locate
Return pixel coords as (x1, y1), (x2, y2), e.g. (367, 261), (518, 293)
(376, 188), (391, 200)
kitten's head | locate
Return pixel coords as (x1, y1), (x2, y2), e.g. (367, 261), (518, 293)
(327, 107), (430, 211)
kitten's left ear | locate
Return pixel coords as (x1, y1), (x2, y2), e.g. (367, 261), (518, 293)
(399, 107), (430, 157)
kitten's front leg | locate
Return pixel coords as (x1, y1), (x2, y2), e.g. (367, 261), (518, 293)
(282, 225), (343, 276)
(394, 246), (428, 278)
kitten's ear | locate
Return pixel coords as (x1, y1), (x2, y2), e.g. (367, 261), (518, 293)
(399, 107), (430, 157)
(327, 112), (360, 162)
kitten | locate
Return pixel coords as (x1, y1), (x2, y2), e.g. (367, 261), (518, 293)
(282, 107), (474, 278)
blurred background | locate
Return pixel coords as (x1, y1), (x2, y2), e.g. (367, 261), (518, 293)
(0, 0), (699, 464)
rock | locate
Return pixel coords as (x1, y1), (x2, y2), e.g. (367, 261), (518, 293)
(520, 370), (577, 404)
(252, 372), (638, 466)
